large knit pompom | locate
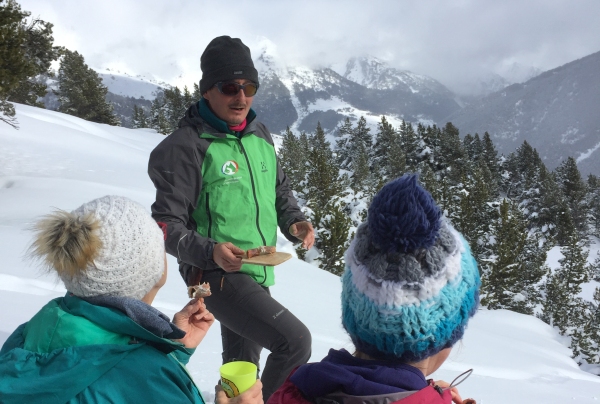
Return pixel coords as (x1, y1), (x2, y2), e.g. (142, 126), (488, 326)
(29, 210), (101, 278)
(367, 174), (441, 253)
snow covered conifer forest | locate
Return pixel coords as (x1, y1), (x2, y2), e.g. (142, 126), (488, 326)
(277, 117), (600, 371)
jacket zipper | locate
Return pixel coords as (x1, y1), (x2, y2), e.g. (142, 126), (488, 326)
(205, 192), (213, 238)
(238, 139), (268, 284)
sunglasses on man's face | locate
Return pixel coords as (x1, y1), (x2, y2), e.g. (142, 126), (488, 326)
(215, 81), (259, 97)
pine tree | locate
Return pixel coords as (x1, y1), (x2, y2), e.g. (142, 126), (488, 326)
(415, 123), (430, 162)
(481, 132), (501, 194)
(455, 160), (495, 262)
(278, 127), (306, 192)
(420, 124), (440, 170)
(591, 255), (600, 282)
(482, 198), (525, 310)
(304, 122), (350, 275)
(555, 157), (589, 236)
(399, 120), (419, 172)
(183, 85), (193, 109)
(580, 288), (600, 365)
(55, 50), (119, 125)
(537, 166), (566, 242)
(502, 141), (540, 199)
(192, 82), (201, 101)
(1, 0), (60, 127)
(372, 116), (399, 180)
(335, 117), (353, 169)
(374, 116), (406, 183)
(432, 122), (467, 218)
(163, 86), (185, 131)
(351, 141), (371, 193)
(554, 200), (576, 246)
(131, 104), (148, 129)
(463, 133), (500, 196)
(298, 131), (310, 154)
(541, 222), (590, 335)
(463, 133), (474, 158)
(481, 199), (547, 314)
(476, 155), (495, 196)
(558, 225), (590, 299)
(347, 117), (373, 177)
(387, 135), (407, 180)
(0, 0), (25, 127)
(588, 175), (600, 237)
(352, 116), (373, 151)
(502, 141), (563, 241)
(440, 122), (467, 185)
(417, 163), (440, 204)
(298, 131), (310, 190)
(6, 15), (61, 106)
(305, 122), (342, 208)
(149, 95), (170, 135)
(314, 198), (352, 276)
(568, 301), (592, 363)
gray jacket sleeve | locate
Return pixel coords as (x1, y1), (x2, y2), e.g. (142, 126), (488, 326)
(147, 129), (219, 274)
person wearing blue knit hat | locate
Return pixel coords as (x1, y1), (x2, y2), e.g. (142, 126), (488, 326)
(268, 174), (479, 404)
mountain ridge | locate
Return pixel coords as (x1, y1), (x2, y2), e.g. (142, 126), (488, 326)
(33, 44), (599, 175)
(447, 49), (600, 175)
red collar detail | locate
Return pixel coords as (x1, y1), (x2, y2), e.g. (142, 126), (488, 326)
(229, 119), (247, 132)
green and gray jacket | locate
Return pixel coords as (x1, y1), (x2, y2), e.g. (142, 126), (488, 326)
(0, 294), (204, 404)
(148, 100), (305, 287)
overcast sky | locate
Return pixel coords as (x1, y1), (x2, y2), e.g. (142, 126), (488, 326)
(18, 0), (600, 94)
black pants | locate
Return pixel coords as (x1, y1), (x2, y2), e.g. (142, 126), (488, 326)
(199, 269), (312, 401)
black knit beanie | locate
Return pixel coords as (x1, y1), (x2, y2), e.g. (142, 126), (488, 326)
(199, 36), (259, 94)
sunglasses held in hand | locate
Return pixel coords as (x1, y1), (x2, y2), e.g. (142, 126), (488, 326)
(215, 81), (259, 97)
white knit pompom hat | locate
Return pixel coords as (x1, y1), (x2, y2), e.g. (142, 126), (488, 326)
(61, 195), (165, 300)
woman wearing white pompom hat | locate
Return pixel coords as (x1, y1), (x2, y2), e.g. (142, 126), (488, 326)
(0, 195), (262, 404)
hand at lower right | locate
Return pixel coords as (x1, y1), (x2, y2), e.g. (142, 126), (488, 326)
(434, 380), (476, 404)
(215, 379), (263, 404)
(213, 242), (244, 272)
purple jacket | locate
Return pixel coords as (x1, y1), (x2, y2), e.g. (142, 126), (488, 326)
(267, 349), (452, 404)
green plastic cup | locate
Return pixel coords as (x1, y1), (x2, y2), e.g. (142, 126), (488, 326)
(219, 361), (257, 398)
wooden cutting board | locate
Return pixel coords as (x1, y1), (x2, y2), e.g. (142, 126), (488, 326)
(241, 252), (292, 266)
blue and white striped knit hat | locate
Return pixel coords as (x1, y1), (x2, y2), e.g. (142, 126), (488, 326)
(341, 174), (480, 362)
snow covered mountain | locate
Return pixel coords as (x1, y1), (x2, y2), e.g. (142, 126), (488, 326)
(251, 44), (461, 135)
(98, 70), (166, 100)
(448, 50), (600, 175)
(457, 63), (544, 100)
(337, 56), (455, 96)
(498, 62), (543, 87)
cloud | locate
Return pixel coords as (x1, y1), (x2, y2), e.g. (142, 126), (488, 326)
(18, 0), (600, 92)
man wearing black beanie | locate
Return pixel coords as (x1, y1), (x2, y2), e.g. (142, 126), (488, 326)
(148, 36), (315, 401)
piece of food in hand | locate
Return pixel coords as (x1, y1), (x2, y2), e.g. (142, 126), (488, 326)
(187, 282), (212, 298)
(245, 246), (276, 259)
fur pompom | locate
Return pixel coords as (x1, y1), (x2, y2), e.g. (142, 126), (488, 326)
(29, 210), (101, 277)
(367, 174), (441, 253)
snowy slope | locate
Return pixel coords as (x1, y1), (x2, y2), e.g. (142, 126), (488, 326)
(1, 104), (600, 403)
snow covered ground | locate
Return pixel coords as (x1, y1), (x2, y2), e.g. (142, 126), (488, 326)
(546, 244), (600, 302)
(1, 104), (599, 403)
